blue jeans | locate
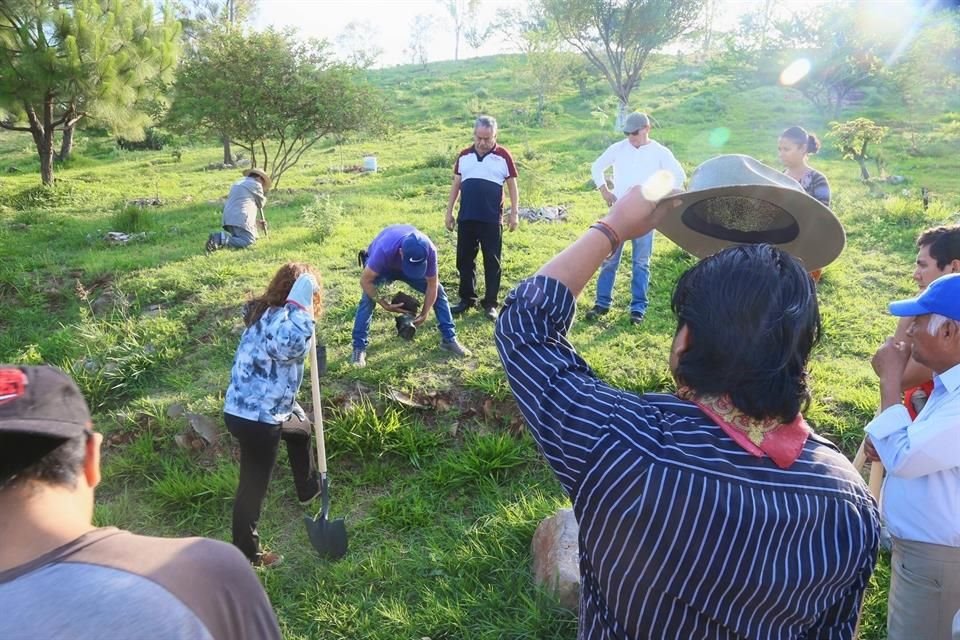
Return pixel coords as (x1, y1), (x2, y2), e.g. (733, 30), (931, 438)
(351, 272), (456, 350)
(594, 231), (654, 315)
(215, 225), (256, 248)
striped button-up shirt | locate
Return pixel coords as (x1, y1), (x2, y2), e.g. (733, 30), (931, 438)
(495, 276), (880, 640)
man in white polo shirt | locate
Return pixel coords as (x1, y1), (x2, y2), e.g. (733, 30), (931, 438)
(445, 115), (520, 322)
(586, 112), (685, 325)
(867, 273), (960, 640)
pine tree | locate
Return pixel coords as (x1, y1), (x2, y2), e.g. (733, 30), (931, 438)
(0, 0), (181, 184)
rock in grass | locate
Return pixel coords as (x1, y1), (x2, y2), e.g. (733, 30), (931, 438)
(531, 508), (580, 610)
(186, 412), (219, 445)
(167, 403), (186, 419)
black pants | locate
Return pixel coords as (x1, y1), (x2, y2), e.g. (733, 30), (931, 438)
(225, 413), (317, 562)
(456, 220), (502, 308)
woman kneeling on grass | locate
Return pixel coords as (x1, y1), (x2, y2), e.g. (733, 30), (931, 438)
(224, 262), (323, 568)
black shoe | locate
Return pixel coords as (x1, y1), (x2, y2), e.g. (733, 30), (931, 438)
(630, 312), (645, 325)
(450, 300), (475, 315)
(585, 305), (609, 321)
(482, 306), (498, 321)
(205, 232), (222, 253)
(298, 474), (321, 505)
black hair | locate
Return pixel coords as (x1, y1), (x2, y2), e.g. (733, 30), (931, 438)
(0, 432), (87, 491)
(781, 126), (821, 154)
(917, 225), (960, 269)
(670, 244), (821, 422)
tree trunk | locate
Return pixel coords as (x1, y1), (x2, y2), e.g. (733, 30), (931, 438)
(616, 100), (629, 131)
(701, 0), (715, 56)
(58, 124), (76, 162)
(856, 157), (870, 181)
(26, 98), (56, 186)
(222, 135), (232, 164)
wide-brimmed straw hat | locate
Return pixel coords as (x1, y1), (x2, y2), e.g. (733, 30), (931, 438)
(244, 167), (272, 192)
(655, 154), (844, 271)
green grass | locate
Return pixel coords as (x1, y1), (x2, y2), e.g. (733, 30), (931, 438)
(3, 51), (959, 639)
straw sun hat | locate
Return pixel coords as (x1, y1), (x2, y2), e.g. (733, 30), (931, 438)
(244, 167), (272, 191)
(655, 154), (845, 272)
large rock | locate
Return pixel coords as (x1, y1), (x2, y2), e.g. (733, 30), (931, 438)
(531, 508), (581, 610)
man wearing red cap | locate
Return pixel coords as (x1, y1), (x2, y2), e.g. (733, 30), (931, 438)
(867, 273), (960, 640)
(0, 365), (281, 640)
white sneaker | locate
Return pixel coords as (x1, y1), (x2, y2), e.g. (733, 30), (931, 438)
(351, 348), (366, 368)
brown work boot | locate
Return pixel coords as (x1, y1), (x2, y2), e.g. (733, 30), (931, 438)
(253, 551), (284, 569)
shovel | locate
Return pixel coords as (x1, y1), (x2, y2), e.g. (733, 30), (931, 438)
(303, 334), (348, 560)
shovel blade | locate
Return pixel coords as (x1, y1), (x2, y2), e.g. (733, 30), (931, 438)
(303, 514), (348, 560)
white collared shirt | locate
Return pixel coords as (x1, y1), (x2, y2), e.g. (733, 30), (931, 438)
(866, 361), (960, 547)
(590, 139), (685, 198)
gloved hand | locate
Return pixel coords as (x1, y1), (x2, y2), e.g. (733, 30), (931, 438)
(287, 273), (320, 313)
(291, 401), (307, 421)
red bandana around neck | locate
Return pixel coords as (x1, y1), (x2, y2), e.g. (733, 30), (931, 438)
(676, 386), (810, 469)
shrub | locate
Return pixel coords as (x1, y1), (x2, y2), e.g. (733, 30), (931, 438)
(110, 203), (156, 233)
(421, 150), (454, 169)
(116, 127), (172, 151)
(6, 182), (95, 211)
(300, 194), (344, 243)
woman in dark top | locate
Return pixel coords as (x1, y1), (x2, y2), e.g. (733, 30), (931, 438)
(778, 126), (831, 206)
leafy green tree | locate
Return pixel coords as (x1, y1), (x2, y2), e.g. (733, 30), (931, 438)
(0, 0), (181, 184)
(168, 27), (382, 187)
(828, 117), (887, 180)
(889, 8), (960, 114)
(540, 0), (701, 126)
(175, 0), (257, 35)
(174, 0), (258, 163)
(497, 6), (575, 126)
(776, 7), (887, 118)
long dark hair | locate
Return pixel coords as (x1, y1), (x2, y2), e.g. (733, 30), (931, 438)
(781, 126), (820, 154)
(670, 244), (821, 422)
(243, 262), (323, 327)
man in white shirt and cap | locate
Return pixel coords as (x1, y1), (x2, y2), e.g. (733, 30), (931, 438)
(867, 273), (960, 640)
(585, 112), (685, 325)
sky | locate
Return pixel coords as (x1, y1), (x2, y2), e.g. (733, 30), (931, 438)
(251, 0), (824, 68)
(250, 1), (936, 68)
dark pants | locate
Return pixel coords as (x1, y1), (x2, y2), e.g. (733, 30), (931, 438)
(225, 412), (316, 562)
(456, 220), (502, 308)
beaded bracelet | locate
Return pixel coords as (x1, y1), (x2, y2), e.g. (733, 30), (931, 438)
(589, 220), (621, 258)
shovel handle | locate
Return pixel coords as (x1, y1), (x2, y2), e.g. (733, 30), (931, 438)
(868, 458), (884, 502)
(308, 329), (327, 475)
(852, 436), (884, 502)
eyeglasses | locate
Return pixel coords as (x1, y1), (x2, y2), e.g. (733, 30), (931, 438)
(624, 130), (641, 137)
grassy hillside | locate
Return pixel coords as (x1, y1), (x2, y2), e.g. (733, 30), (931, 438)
(1, 52), (958, 639)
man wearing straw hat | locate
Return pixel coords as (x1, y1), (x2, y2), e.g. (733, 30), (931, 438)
(206, 168), (272, 252)
(496, 175), (877, 638)
(866, 273), (960, 640)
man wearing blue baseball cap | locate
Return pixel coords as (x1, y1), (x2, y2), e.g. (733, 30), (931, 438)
(866, 272), (960, 640)
(351, 224), (470, 367)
